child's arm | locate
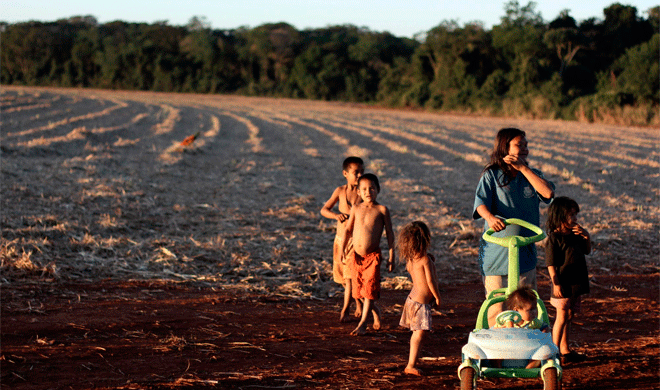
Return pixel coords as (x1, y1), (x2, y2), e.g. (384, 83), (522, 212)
(320, 187), (348, 222)
(547, 266), (563, 298)
(573, 223), (592, 254)
(383, 207), (395, 272)
(424, 256), (441, 307)
(339, 207), (356, 255)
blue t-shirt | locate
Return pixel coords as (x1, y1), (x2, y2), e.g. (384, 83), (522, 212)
(473, 168), (554, 276)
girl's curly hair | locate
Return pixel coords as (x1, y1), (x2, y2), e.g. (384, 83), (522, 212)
(397, 221), (431, 262)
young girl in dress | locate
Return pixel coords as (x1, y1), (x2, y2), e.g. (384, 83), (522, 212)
(546, 196), (591, 364)
(398, 221), (441, 376)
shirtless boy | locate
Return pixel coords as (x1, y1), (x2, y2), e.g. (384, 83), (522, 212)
(320, 157), (364, 322)
(339, 173), (395, 335)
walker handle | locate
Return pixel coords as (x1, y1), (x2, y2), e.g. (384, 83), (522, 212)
(482, 218), (546, 248)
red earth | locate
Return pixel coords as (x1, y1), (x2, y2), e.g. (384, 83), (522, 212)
(1, 87), (658, 390)
(2, 274), (658, 390)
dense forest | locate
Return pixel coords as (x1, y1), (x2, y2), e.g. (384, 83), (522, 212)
(2, 1), (658, 125)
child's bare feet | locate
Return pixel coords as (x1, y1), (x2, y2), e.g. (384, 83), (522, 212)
(404, 366), (423, 376)
(372, 306), (382, 330)
(351, 324), (367, 336)
(340, 308), (350, 323)
(354, 299), (363, 317)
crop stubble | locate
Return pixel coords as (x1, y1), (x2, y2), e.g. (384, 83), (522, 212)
(1, 86), (658, 389)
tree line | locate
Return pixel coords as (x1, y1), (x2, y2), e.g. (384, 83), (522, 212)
(2, 2), (658, 125)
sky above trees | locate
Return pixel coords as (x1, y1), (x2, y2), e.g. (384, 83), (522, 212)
(2, 0), (659, 38)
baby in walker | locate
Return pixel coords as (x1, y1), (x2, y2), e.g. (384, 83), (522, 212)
(493, 286), (550, 368)
(495, 286), (549, 332)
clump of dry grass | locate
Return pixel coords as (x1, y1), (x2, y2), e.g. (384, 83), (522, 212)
(155, 334), (187, 352)
(1, 240), (57, 278)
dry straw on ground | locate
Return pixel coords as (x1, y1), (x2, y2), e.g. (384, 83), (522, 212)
(1, 87), (658, 297)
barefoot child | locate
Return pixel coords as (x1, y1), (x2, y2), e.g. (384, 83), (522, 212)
(397, 221), (441, 376)
(320, 157), (365, 322)
(339, 173), (395, 335)
(546, 196), (590, 364)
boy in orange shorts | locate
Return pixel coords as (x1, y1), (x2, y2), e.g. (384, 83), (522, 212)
(338, 173), (395, 335)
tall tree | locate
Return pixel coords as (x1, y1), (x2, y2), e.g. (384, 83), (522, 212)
(491, 1), (548, 96)
(602, 33), (659, 103)
(544, 10), (588, 76)
(235, 23), (300, 92)
(70, 27), (101, 86)
(600, 4), (654, 62)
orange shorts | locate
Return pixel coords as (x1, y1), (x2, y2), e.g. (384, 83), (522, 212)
(350, 250), (382, 300)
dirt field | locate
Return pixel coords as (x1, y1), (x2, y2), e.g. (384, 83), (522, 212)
(1, 87), (658, 389)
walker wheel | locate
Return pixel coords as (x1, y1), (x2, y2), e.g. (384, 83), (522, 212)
(542, 367), (560, 390)
(459, 366), (476, 390)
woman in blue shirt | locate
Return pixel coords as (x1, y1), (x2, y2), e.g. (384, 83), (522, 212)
(473, 128), (555, 326)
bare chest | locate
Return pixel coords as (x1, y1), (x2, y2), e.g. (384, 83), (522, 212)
(338, 187), (359, 214)
(355, 207), (384, 231)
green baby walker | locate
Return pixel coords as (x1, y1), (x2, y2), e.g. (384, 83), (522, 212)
(458, 218), (562, 390)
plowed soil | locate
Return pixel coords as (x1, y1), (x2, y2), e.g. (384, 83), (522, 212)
(1, 87), (658, 389)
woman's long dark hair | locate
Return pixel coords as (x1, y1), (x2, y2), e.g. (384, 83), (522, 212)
(483, 127), (526, 187)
